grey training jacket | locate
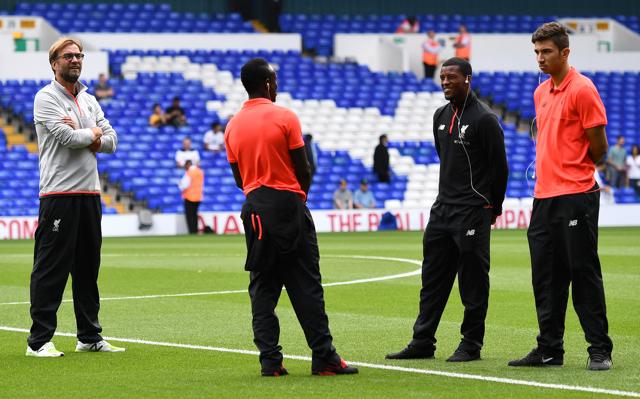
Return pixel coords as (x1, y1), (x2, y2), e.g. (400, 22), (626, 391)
(33, 80), (117, 196)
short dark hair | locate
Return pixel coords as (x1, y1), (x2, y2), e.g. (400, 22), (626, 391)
(152, 103), (159, 110)
(241, 58), (273, 94)
(532, 22), (569, 51)
(442, 57), (472, 77)
(212, 122), (220, 129)
(172, 96), (180, 102)
(379, 134), (387, 144)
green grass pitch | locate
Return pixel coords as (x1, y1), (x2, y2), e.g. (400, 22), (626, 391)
(1, 228), (639, 398)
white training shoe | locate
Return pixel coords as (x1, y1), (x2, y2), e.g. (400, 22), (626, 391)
(26, 342), (64, 357)
(75, 340), (125, 353)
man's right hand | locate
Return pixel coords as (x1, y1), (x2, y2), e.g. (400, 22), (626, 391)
(61, 116), (77, 129)
(91, 127), (103, 141)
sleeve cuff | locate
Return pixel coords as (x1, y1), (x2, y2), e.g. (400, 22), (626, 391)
(80, 128), (95, 146)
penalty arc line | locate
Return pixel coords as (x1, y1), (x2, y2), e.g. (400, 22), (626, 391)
(0, 326), (637, 398)
(0, 255), (421, 306)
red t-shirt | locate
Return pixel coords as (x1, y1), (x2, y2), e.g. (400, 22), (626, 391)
(533, 67), (607, 198)
(225, 98), (306, 199)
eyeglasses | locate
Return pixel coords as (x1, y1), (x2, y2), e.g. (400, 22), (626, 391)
(58, 53), (85, 61)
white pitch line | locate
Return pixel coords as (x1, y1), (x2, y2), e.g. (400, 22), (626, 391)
(0, 289), (249, 306)
(1, 325), (637, 398)
(0, 255), (421, 306)
(324, 255), (420, 287)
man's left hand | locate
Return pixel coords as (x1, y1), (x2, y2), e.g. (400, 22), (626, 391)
(89, 138), (101, 153)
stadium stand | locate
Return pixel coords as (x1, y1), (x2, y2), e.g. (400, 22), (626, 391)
(278, 14), (640, 56)
(8, 4), (638, 55)
(9, 2), (254, 33)
(104, 50), (424, 213)
(2, 47), (639, 216)
(1, 3), (639, 216)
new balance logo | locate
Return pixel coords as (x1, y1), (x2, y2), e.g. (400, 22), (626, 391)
(438, 124), (445, 131)
(568, 219), (578, 227)
(91, 343), (104, 351)
(465, 229), (475, 236)
(52, 219), (61, 232)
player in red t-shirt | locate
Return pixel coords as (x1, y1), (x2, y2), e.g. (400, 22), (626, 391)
(225, 58), (358, 377)
(509, 22), (613, 371)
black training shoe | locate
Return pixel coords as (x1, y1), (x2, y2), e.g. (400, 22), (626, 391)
(312, 358), (359, 376)
(261, 364), (288, 377)
(587, 353), (612, 371)
(386, 345), (435, 360)
(446, 347), (481, 362)
(508, 348), (563, 367)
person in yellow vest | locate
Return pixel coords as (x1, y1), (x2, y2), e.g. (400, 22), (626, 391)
(178, 160), (204, 234)
(422, 30), (442, 79)
(453, 24), (471, 60)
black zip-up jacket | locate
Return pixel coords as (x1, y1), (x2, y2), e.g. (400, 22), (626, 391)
(432, 92), (509, 216)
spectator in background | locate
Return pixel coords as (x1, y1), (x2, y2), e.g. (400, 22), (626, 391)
(627, 144), (640, 195)
(93, 73), (114, 102)
(333, 179), (353, 209)
(203, 122), (225, 153)
(178, 160), (204, 234)
(265, 0), (282, 33)
(304, 134), (318, 180)
(354, 179), (376, 209)
(396, 16), (419, 34)
(422, 30), (442, 79)
(453, 25), (471, 60)
(595, 160), (614, 205)
(607, 135), (627, 188)
(175, 137), (200, 168)
(149, 103), (167, 127)
(373, 134), (390, 182)
(166, 96), (187, 127)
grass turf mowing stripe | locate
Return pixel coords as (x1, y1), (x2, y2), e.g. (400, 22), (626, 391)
(2, 325), (637, 398)
(0, 255), (422, 305)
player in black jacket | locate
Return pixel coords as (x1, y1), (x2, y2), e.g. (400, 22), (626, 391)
(387, 57), (508, 362)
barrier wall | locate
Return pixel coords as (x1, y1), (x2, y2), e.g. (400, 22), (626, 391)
(76, 33), (302, 51)
(559, 18), (640, 51)
(0, 15), (60, 50)
(0, 30), (301, 80)
(0, 16), (109, 80)
(3, 204), (640, 240)
(0, 46), (109, 80)
(336, 31), (640, 77)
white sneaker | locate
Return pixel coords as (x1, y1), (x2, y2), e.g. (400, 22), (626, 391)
(26, 342), (64, 357)
(75, 340), (125, 353)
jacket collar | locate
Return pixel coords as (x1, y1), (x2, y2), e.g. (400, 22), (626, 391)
(243, 98), (272, 108)
(548, 66), (576, 93)
(51, 79), (88, 98)
(450, 89), (477, 111)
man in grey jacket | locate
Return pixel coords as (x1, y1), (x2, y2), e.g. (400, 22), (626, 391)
(27, 37), (123, 357)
